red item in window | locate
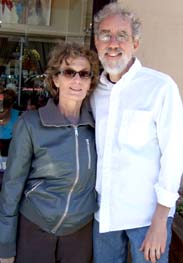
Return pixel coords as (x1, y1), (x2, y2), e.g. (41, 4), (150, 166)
(2, 0), (13, 13)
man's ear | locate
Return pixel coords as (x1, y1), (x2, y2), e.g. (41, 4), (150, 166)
(133, 39), (140, 51)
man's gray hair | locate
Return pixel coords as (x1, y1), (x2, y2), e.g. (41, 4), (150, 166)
(94, 3), (142, 41)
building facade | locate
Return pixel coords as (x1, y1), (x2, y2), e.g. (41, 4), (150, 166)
(118, 0), (183, 97)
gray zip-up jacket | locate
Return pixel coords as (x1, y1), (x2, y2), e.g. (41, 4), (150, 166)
(0, 98), (97, 258)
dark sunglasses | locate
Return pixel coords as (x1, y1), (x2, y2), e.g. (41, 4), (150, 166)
(57, 69), (93, 79)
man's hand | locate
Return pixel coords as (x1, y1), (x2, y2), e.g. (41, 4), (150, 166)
(139, 218), (167, 263)
(0, 257), (15, 263)
(139, 204), (170, 263)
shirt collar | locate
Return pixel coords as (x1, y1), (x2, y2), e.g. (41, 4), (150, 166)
(99, 57), (142, 87)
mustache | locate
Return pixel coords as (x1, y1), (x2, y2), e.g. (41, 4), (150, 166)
(105, 47), (124, 53)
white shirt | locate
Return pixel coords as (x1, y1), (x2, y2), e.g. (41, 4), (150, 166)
(90, 58), (183, 233)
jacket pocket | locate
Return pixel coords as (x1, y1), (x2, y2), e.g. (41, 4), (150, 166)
(86, 139), (91, 169)
(118, 110), (156, 148)
(24, 180), (44, 198)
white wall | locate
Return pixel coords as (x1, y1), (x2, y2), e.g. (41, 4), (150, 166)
(118, 0), (183, 97)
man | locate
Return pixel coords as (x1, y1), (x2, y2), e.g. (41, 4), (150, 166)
(90, 3), (183, 263)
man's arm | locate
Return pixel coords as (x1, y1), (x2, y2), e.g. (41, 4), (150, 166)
(140, 203), (170, 263)
(140, 80), (183, 263)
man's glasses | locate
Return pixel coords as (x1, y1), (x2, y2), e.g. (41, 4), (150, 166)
(57, 69), (93, 79)
(97, 32), (131, 43)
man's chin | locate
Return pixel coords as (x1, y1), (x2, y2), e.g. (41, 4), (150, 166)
(102, 64), (126, 75)
(100, 58), (130, 75)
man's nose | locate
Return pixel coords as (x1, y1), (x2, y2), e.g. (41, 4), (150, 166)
(108, 35), (120, 47)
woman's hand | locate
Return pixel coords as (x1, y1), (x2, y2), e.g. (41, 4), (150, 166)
(0, 257), (15, 263)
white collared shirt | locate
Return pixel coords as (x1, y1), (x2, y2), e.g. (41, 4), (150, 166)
(90, 58), (183, 233)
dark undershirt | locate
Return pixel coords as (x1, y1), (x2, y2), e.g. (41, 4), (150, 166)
(107, 74), (117, 84)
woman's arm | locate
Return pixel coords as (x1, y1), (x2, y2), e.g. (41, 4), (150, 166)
(0, 116), (33, 258)
(0, 256), (15, 263)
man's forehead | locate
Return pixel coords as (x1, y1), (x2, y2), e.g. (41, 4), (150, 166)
(99, 15), (131, 30)
(99, 29), (129, 34)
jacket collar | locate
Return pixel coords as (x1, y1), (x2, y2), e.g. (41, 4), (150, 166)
(39, 98), (94, 127)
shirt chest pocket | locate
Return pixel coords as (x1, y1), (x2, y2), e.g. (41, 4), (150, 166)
(118, 110), (156, 148)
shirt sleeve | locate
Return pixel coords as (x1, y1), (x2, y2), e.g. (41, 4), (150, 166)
(155, 80), (183, 208)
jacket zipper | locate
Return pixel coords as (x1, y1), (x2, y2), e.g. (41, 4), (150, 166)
(25, 180), (44, 198)
(51, 126), (80, 234)
(86, 139), (91, 169)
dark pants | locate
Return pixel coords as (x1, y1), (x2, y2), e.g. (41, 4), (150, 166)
(15, 214), (93, 263)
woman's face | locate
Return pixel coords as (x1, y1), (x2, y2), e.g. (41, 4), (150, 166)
(0, 108), (11, 125)
(0, 108), (10, 118)
(53, 56), (92, 103)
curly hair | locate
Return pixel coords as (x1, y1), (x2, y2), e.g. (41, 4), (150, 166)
(44, 41), (99, 101)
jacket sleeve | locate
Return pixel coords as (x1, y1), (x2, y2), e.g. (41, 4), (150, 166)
(155, 80), (183, 208)
(0, 116), (33, 258)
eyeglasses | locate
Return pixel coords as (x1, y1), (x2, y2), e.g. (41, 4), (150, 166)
(97, 32), (131, 43)
(57, 69), (93, 79)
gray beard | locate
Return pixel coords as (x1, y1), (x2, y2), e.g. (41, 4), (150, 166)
(99, 54), (131, 75)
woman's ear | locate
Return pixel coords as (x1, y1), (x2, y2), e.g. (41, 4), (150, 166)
(52, 76), (59, 88)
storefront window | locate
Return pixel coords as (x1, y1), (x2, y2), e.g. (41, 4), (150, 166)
(0, 0), (93, 108)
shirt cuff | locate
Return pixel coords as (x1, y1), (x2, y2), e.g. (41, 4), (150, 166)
(154, 183), (179, 208)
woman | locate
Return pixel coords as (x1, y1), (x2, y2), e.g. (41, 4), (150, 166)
(0, 88), (19, 188)
(0, 41), (99, 263)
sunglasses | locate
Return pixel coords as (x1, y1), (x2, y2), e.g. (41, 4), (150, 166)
(57, 69), (93, 79)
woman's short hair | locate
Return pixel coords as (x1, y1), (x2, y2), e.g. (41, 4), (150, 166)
(44, 41), (99, 101)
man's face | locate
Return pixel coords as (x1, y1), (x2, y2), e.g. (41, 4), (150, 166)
(95, 14), (139, 81)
